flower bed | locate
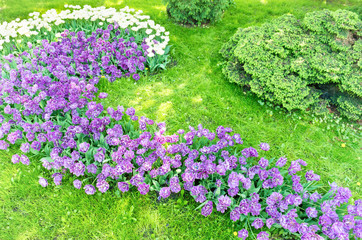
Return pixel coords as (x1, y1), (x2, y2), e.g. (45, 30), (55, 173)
(0, 5), (361, 240)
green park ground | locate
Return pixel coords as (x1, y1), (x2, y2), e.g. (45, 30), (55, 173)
(0, 0), (361, 239)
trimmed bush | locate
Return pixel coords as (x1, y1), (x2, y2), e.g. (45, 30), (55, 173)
(220, 9), (362, 120)
(163, 0), (233, 26)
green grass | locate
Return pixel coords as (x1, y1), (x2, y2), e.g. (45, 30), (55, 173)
(1, 0), (362, 239)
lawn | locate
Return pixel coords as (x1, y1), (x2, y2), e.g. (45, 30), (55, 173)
(0, 0), (361, 239)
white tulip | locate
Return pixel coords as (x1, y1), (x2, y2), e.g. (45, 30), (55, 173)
(0, 5), (169, 57)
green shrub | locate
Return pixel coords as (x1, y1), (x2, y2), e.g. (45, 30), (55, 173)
(163, 0), (233, 26)
(220, 9), (362, 120)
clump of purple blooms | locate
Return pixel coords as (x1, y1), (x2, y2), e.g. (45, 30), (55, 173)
(0, 27), (361, 240)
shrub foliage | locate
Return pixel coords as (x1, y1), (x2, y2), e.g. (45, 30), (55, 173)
(163, 0), (233, 26)
(221, 9), (362, 120)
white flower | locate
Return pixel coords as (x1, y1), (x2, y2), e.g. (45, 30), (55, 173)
(0, 5), (169, 57)
(156, 49), (164, 55)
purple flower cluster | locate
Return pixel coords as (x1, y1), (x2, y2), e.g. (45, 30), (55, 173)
(0, 27), (361, 240)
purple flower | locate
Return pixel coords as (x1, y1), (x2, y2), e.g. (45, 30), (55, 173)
(118, 182), (129, 192)
(216, 195), (231, 213)
(201, 201), (213, 217)
(252, 218), (264, 229)
(79, 142), (90, 153)
(306, 207), (318, 218)
(228, 171), (240, 188)
(99, 92), (108, 99)
(215, 179), (222, 187)
(71, 151), (81, 161)
(301, 233), (324, 240)
(293, 195), (302, 206)
(242, 178), (251, 190)
(87, 164), (98, 174)
(310, 192), (322, 202)
(73, 179), (82, 189)
(230, 207), (241, 221)
(238, 199), (250, 215)
(159, 187), (171, 199)
(0, 140), (9, 150)
(241, 147), (258, 158)
(96, 180), (109, 193)
(170, 183), (181, 193)
(71, 161), (85, 176)
(266, 218), (275, 228)
(335, 187), (352, 206)
(39, 178), (48, 187)
(257, 231), (269, 240)
(177, 129), (184, 134)
(31, 141), (41, 151)
(94, 150), (105, 162)
(343, 214), (355, 230)
(182, 172), (195, 183)
(250, 201), (261, 216)
(11, 154), (20, 164)
(137, 183), (150, 195)
(331, 221), (348, 239)
(20, 155), (30, 165)
(275, 157), (287, 168)
(84, 184), (96, 195)
(238, 229), (248, 239)
(258, 157), (269, 169)
(305, 170), (320, 181)
(130, 174), (145, 186)
(228, 187), (239, 197)
(20, 143), (30, 153)
(132, 73), (140, 81)
(52, 173), (63, 185)
(288, 160), (301, 175)
(191, 185), (208, 203)
(260, 142), (270, 151)
(126, 107), (136, 116)
(170, 176), (179, 185)
(266, 192), (283, 206)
